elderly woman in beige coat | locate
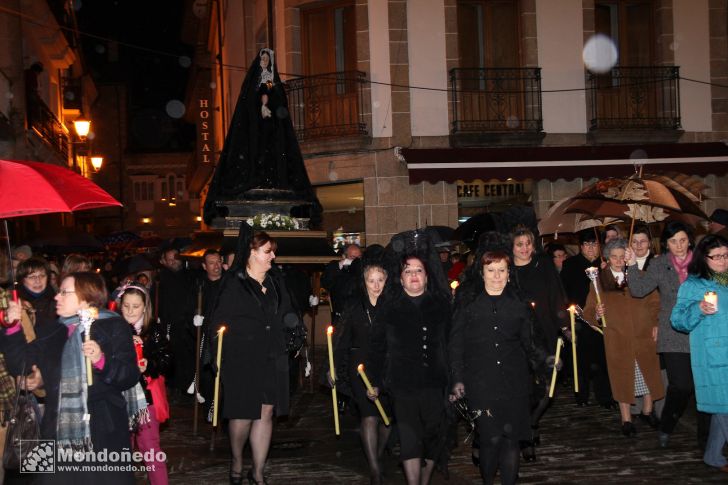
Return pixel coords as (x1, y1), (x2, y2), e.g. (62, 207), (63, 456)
(584, 238), (664, 437)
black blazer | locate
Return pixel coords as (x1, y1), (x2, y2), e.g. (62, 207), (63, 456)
(367, 290), (450, 392)
(449, 287), (548, 405)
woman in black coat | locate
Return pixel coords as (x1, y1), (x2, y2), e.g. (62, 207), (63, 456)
(510, 226), (568, 460)
(334, 262), (390, 484)
(18, 272), (140, 484)
(209, 230), (302, 485)
(367, 255), (450, 485)
(450, 251), (550, 485)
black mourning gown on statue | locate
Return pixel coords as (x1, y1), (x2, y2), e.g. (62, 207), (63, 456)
(203, 48), (321, 225)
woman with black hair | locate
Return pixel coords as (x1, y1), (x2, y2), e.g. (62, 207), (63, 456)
(626, 220), (710, 449)
(671, 235), (728, 473)
(509, 226), (568, 460)
(367, 255), (451, 485)
(334, 261), (391, 484)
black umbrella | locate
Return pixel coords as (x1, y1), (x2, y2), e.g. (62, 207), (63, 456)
(29, 232), (104, 254)
(424, 225), (456, 246)
(113, 254), (156, 278)
(452, 214), (498, 250)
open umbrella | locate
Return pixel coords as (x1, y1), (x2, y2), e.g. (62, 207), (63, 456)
(565, 174), (708, 225)
(29, 232), (104, 254)
(538, 197), (622, 236)
(0, 159), (121, 283)
(0, 159), (121, 218)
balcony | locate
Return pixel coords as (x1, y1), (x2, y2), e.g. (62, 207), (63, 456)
(27, 95), (70, 159)
(449, 67), (543, 146)
(286, 71), (368, 143)
(588, 66), (681, 135)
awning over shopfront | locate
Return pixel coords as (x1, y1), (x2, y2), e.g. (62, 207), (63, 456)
(404, 142), (728, 184)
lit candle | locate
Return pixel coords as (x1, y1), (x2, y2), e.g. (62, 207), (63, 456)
(327, 326), (340, 435)
(568, 305), (579, 393)
(450, 280), (459, 290)
(357, 364), (390, 426)
(704, 291), (718, 311)
(212, 326), (226, 427)
(548, 337), (564, 398)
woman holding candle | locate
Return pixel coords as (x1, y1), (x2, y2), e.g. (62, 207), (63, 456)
(367, 254), (451, 485)
(509, 226), (568, 460)
(208, 225), (302, 485)
(671, 234), (728, 473)
(626, 221), (711, 449)
(334, 261), (391, 484)
(4, 272), (140, 483)
(118, 283), (171, 485)
(449, 249), (552, 485)
(583, 238), (664, 437)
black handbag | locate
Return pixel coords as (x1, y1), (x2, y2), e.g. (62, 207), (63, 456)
(3, 375), (41, 470)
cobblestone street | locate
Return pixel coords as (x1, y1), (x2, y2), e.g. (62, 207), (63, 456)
(153, 352), (727, 485)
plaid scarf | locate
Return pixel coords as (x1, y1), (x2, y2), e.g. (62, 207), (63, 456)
(57, 308), (118, 451)
(713, 271), (728, 287)
(123, 382), (149, 431)
(0, 354), (15, 421)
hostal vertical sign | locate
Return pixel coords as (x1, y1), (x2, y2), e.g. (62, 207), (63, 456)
(198, 98), (212, 163)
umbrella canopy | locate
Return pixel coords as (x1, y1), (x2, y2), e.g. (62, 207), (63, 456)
(566, 175), (708, 224)
(99, 231), (141, 247)
(0, 159), (121, 218)
(538, 198), (622, 236)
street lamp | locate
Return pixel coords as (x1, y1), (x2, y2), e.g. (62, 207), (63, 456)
(73, 119), (90, 139)
(90, 156), (104, 172)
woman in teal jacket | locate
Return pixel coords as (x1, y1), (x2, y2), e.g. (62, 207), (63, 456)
(671, 234), (728, 473)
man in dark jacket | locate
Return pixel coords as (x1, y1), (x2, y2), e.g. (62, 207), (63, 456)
(321, 243), (362, 324)
(157, 246), (195, 396)
(560, 230), (613, 408)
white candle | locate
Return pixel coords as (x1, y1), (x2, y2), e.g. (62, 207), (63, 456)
(704, 291), (718, 311)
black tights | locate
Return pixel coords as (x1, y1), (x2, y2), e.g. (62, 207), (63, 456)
(479, 436), (520, 485)
(360, 416), (391, 481)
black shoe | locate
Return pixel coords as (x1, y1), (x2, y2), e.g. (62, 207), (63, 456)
(230, 471), (243, 485)
(621, 421), (637, 437)
(471, 451), (480, 467)
(247, 469), (268, 485)
(575, 401), (589, 407)
(600, 400), (618, 410)
(638, 411), (660, 429)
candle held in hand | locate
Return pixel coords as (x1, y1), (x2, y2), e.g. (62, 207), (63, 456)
(356, 364), (390, 426)
(568, 305), (579, 393)
(548, 338), (564, 398)
(704, 291), (718, 311)
(212, 326), (225, 427)
(326, 326), (340, 435)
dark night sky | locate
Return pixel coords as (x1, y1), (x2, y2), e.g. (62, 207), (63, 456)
(76, 0), (195, 152)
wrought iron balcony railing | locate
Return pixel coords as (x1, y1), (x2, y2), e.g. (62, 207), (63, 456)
(286, 71), (368, 142)
(588, 66), (681, 130)
(27, 96), (70, 159)
(450, 67), (543, 133)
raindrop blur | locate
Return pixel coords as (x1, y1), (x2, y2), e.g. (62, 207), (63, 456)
(209, 82), (217, 89)
(166, 100), (186, 119)
(95, 44), (106, 54)
(276, 106), (289, 119)
(328, 170), (339, 181)
(178, 56), (192, 68)
(506, 115), (520, 129)
(6, 92), (13, 100)
(87, 132), (96, 141)
(72, 0), (82, 11)
(373, 100), (381, 109)
(582, 34), (618, 74)
(64, 90), (76, 101)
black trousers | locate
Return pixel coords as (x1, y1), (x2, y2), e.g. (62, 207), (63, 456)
(660, 352), (711, 447)
(574, 326), (612, 405)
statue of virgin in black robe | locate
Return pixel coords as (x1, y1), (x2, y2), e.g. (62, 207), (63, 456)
(203, 48), (321, 225)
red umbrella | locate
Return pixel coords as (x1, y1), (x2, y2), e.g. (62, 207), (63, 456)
(0, 159), (121, 287)
(0, 159), (121, 218)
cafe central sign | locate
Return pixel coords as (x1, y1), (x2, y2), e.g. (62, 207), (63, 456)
(457, 180), (530, 199)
